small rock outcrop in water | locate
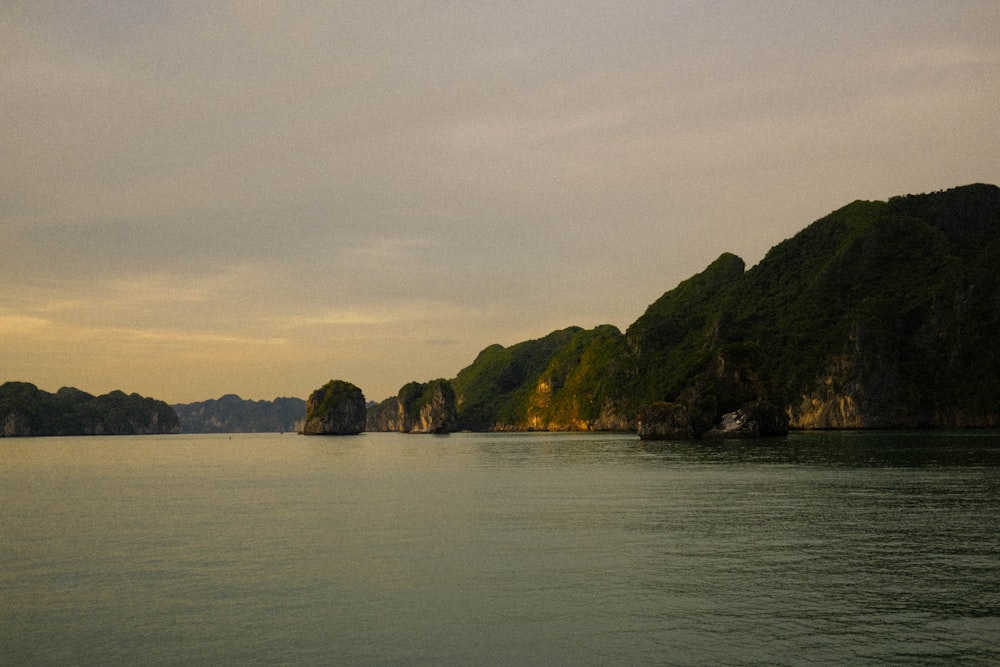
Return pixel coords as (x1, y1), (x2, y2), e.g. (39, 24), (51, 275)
(366, 379), (457, 433)
(301, 380), (366, 435)
(637, 400), (788, 440)
(702, 401), (789, 439)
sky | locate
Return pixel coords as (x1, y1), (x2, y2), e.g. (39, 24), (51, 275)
(2, 1), (998, 404)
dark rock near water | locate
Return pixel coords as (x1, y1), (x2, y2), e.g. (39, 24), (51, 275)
(638, 400), (788, 440)
(301, 380), (366, 435)
(637, 402), (694, 440)
(702, 401), (789, 439)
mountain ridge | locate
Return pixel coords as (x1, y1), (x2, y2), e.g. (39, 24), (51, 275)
(173, 395), (306, 433)
(371, 183), (1000, 433)
(0, 382), (180, 436)
(23, 184), (991, 436)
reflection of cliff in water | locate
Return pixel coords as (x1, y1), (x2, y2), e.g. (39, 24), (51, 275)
(638, 430), (1000, 468)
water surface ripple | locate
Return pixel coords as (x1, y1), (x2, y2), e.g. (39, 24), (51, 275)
(2, 430), (998, 665)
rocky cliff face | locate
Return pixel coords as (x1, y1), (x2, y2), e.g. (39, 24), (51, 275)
(301, 380), (366, 435)
(366, 380), (457, 433)
(630, 184), (1000, 432)
(447, 325), (635, 432)
(3, 411), (33, 437)
(365, 397), (397, 432)
(776, 186), (1000, 429)
(786, 328), (885, 429)
(638, 399), (788, 440)
(409, 381), (457, 433)
(636, 402), (694, 439)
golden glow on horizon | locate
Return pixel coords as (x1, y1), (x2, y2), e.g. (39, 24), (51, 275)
(2, 2), (997, 403)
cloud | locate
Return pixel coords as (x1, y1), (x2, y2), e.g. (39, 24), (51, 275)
(0, 311), (50, 336)
(287, 299), (482, 328)
(2, 1), (998, 402)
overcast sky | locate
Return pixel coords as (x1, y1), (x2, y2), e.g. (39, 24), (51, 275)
(3, 1), (998, 404)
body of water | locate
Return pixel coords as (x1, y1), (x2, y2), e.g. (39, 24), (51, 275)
(2, 430), (999, 665)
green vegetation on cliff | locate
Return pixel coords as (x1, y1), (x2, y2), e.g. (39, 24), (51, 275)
(307, 380), (364, 422)
(451, 327), (588, 430)
(0, 382), (180, 436)
(367, 379), (457, 433)
(303, 380), (366, 435)
(624, 252), (757, 417)
(706, 184), (1000, 427)
(382, 183), (1000, 431)
(521, 325), (631, 430)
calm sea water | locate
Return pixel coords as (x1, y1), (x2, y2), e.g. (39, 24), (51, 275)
(2, 430), (999, 665)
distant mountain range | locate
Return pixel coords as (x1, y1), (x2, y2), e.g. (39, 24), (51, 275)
(172, 395), (306, 433)
(370, 183), (1000, 432)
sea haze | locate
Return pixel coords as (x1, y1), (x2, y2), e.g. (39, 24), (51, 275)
(2, 431), (999, 665)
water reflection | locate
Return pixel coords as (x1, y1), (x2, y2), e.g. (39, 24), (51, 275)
(639, 430), (1000, 468)
(2, 430), (999, 665)
(452, 428), (1000, 472)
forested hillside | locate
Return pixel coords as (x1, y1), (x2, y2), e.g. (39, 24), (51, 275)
(370, 183), (1000, 432)
(0, 382), (179, 436)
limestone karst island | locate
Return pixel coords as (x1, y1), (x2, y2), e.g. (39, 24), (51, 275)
(366, 184), (1000, 438)
(3, 184), (999, 438)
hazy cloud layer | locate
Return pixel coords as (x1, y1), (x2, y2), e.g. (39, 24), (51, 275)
(3, 1), (998, 402)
